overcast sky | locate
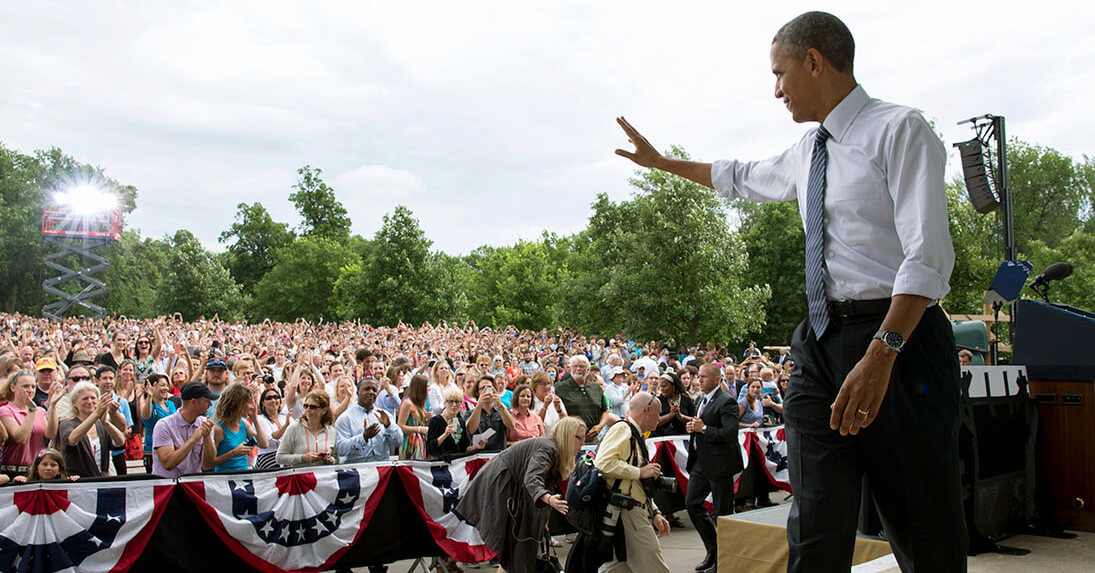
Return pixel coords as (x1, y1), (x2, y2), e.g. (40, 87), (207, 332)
(2, 1), (1092, 254)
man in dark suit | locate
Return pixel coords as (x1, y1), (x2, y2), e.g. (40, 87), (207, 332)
(685, 362), (742, 571)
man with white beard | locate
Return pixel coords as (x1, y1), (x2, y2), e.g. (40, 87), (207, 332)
(555, 354), (612, 441)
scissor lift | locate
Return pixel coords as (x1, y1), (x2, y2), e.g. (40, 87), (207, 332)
(40, 208), (122, 319)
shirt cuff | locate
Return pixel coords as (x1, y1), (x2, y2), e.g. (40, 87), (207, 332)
(892, 259), (950, 300)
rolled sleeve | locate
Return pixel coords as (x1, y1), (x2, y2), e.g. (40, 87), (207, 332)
(886, 115), (954, 300)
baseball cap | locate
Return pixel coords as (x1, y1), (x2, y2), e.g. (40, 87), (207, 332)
(610, 366), (626, 378)
(181, 381), (220, 402)
(206, 357), (228, 370)
(35, 357), (57, 371)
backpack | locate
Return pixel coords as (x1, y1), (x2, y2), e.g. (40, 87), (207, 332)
(564, 420), (646, 536)
(565, 451), (607, 535)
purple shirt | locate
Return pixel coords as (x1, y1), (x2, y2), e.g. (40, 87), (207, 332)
(151, 410), (208, 478)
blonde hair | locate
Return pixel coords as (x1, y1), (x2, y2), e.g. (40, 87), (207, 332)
(552, 416), (587, 477)
(441, 384), (463, 403)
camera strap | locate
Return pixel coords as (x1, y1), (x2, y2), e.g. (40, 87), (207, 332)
(602, 419), (649, 499)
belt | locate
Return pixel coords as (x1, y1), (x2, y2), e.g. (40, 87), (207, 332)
(827, 298), (891, 318)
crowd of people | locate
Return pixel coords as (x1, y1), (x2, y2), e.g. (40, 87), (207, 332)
(0, 312), (791, 483)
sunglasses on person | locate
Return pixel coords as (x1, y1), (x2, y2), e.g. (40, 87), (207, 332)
(264, 395), (282, 401)
(69, 375), (91, 382)
(303, 403), (324, 410)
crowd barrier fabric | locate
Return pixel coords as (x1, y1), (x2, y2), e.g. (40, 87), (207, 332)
(0, 479), (174, 573)
(0, 427), (789, 572)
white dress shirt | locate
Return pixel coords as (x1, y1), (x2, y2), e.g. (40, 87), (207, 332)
(335, 403), (403, 463)
(711, 85), (954, 302)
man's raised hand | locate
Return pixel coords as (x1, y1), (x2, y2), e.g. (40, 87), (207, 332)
(615, 116), (662, 168)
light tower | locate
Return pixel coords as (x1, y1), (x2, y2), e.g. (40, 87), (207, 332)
(40, 184), (122, 319)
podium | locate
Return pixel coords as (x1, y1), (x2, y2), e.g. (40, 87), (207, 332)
(1012, 299), (1095, 531)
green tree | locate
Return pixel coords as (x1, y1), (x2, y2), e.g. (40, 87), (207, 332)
(253, 236), (359, 322)
(465, 234), (569, 329)
(1024, 230), (1095, 311)
(735, 200), (805, 345)
(158, 230), (244, 321)
(218, 202), (295, 294)
(334, 205), (447, 325)
(100, 230), (173, 317)
(289, 166), (351, 242)
(563, 147), (769, 345)
(1008, 140), (1093, 254)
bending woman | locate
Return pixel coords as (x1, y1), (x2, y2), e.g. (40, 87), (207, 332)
(456, 416), (586, 572)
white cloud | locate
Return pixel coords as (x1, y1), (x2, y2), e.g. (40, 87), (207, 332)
(0, 0), (1092, 257)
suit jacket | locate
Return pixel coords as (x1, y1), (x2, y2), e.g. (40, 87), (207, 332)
(686, 388), (742, 477)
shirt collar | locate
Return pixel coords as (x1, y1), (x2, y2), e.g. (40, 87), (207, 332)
(702, 387), (719, 403)
(821, 84), (869, 143)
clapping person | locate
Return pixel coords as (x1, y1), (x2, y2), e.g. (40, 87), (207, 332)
(151, 381), (218, 478)
(530, 371), (567, 433)
(277, 390), (337, 466)
(654, 371), (696, 436)
(335, 378), (402, 463)
(506, 384), (544, 445)
(57, 382), (126, 478)
(329, 374), (356, 420)
(211, 383), (267, 472)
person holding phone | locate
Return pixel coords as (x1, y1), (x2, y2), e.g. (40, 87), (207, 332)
(277, 390), (338, 466)
(210, 383), (267, 472)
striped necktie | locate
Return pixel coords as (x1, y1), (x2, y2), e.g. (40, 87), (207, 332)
(805, 125), (832, 339)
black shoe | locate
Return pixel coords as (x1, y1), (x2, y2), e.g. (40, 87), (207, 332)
(695, 552), (716, 571)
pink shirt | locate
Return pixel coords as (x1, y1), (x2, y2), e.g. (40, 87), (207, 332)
(507, 409), (545, 443)
(0, 403), (48, 468)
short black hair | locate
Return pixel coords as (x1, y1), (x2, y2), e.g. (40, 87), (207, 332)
(773, 11), (855, 74)
(95, 365), (117, 379)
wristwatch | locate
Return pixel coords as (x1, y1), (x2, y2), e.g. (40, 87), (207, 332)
(872, 330), (906, 353)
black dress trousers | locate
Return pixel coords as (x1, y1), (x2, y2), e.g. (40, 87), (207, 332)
(783, 305), (968, 572)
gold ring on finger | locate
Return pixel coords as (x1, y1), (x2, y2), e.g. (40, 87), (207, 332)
(856, 408), (869, 416)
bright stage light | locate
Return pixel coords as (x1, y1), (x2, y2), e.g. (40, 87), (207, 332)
(53, 184), (119, 214)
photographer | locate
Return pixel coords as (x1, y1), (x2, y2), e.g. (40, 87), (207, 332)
(593, 391), (671, 573)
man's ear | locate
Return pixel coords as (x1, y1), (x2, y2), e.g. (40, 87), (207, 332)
(805, 48), (825, 77)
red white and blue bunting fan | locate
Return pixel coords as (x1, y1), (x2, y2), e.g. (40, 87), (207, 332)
(179, 464), (391, 573)
(0, 479), (174, 573)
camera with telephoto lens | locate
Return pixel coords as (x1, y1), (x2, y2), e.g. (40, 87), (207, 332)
(642, 476), (679, 495)
(596, 492), (637, 550)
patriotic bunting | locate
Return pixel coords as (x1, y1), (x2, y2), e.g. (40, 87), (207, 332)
(0, 479), (173, 573)
(395, 458), (495, 564)
(0, 429), (788, 572)
(178, 464), (390, 573)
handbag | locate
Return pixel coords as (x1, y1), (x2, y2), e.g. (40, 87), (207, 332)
(536, 537), (563, 573)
